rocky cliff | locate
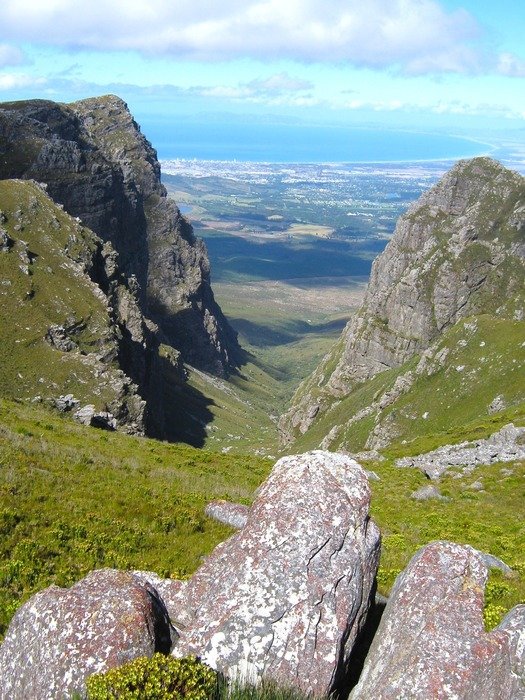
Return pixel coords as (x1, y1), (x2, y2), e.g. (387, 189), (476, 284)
(280, 157), (525, 447)
(0, 95), (240, 377)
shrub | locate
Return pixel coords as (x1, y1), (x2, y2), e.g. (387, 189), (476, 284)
(86, 654), (218, 700)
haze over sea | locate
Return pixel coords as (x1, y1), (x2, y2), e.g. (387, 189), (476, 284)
(149, 122), (491, 163)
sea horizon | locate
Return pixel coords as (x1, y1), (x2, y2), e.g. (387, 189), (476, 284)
(148, 122), (493, 164)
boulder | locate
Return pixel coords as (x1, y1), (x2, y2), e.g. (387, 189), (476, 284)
(73, 404), (117, 430)
(44, 324), (77, 352)
(0, 569), (174, 700)
(53, 393), (80, 412)
(410, 484), (448, 501)
(205, 499), (250, 529)
(350, 541), (525, 700)
(172, 450), (381, 696)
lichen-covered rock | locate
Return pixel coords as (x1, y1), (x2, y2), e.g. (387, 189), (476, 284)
(204, 499), (250, 529)
(73, 404), (117, 430)
(172, 451), (381, 696)
(350, 541), (525, 700)
(410, 484), (448, 501)
(0, 569), (174, 700)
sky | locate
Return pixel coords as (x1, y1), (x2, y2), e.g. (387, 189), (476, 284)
(0, 0), (524, 140)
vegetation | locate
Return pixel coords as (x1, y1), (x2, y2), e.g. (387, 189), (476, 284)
(0, 394), (522, 642)
(86, 655), (218, 700)
(0, 179), (125, 412)
(0, 397), (270, 638)
(366, 455), (525, 628)
(85, 654), (319, 700)
(286, 312), (525, 454)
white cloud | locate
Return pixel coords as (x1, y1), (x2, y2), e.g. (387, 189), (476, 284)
(497, 52), (525, 78)
(0, 73), (44, 90)
(0, 0), (502, 74)
(189, 72), (315, 106)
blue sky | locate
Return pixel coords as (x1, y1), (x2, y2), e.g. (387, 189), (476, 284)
(0, 0), (524, 137)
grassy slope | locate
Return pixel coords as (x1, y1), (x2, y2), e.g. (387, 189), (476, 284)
(0, 395), (522, 642)
(176, 279), (357, 455)
(0, 180), (123, 411)
(287, 313), (525, 454)
(0, 397), (271, 638)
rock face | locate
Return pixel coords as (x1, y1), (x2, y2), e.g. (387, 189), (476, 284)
(0, 95), (240, 376)
(172, 451), (381, 696)
(0, 569), (174, 700)
(350, 541), (525, 700)
(280, 158), (525, 445)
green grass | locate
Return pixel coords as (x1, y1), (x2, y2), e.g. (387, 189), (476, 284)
(0, 179), (128, 412)
(286, 311), (525, 455)
(0, 397), (271, 638)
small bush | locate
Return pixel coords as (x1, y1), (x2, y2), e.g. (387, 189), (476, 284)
(86, 654), (218, 700)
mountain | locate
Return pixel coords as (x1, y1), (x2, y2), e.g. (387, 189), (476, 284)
(0, 95), (240, 377)
(280, 157), (525, 451)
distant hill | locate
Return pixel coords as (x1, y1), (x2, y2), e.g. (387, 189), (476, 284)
(280, 157), (525, 452)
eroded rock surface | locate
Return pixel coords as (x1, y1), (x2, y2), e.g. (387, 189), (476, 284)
(0, 569), (174, 700)
(172, 450), (381, 696)
(350, 541), (525, 700)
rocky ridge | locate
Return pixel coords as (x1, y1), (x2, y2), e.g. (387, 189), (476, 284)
(0, 95), (240, 378)
(280, 158), (525, 448)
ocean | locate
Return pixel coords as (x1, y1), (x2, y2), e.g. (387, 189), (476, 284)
(144, 121), (491, 163)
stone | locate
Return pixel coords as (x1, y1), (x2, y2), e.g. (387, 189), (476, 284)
(205, 499), (250, 529)
(396, 423), (525, 479)
(73, 404), (117, 430)
(488, 395), (507, 414)
(131, 571), (187, 633)
(350, 541), (525, 700)
(0, 569), (175, 700)
(44, 324), (77, 352)
(477, 551), (514, 577)
(53, 394), (80, 412)
(172, 451), (381, 697)
(410, 484), (448, 501)
(0, 228), (13, 251)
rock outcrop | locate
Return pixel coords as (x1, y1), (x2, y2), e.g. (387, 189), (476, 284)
(396, 423), (525, 479)
(0, 569), (174, 700)
(171, 451), (381, 696)
(0, 95), (240, 377)
(0, 452), (380, 698)
(351, 541), (525, 700)
(280, 158), (525, 447)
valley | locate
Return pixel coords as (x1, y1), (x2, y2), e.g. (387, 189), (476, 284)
(161, 160), (448, 453)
